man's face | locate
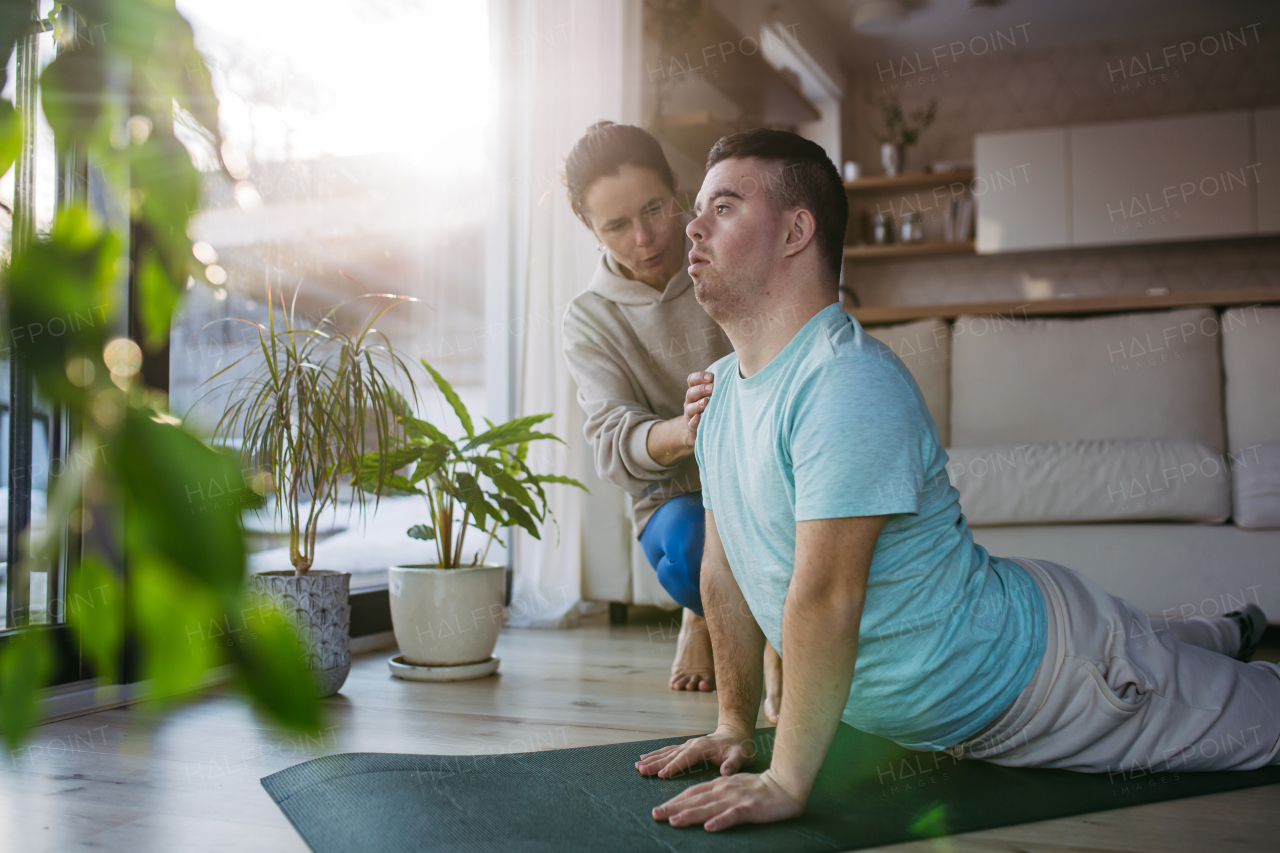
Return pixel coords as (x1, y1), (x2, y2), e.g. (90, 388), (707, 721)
(686, 157), (783, 323)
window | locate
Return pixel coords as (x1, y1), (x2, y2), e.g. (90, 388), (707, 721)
(171, 1), (496, 575)
(2, 1), (73, 631)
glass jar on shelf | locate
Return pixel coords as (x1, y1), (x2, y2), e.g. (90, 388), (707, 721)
(871, 211), (895, 245)
(900, 211), (924, 243)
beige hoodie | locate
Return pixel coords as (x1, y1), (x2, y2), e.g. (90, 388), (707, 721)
(562, 240), (733, 537)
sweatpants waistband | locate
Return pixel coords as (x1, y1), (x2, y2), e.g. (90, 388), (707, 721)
(946, 558), (1064, 759)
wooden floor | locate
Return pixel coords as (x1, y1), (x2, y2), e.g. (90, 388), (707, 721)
(4, 613), (1278, 853)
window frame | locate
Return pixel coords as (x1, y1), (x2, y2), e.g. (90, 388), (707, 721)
(0, 5), (94, 690)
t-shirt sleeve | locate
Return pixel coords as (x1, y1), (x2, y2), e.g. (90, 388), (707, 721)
(790, 358), (930, 520)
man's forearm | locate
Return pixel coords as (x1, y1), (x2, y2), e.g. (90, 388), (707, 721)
(768, 590), (861, 797)
(701, 515), (765, 736)
(766, 515), (880, 800)
(646, 416), (694, 466)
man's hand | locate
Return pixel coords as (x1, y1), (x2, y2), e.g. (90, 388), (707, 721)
(646, 372), (714, 465)
(650, 770), (805, 832)
(635, 724), (755, 779)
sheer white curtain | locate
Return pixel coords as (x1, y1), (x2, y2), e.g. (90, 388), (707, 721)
(490, 0), (646, 627)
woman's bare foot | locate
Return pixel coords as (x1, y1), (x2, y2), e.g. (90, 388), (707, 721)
(763, 641), (783, 723)
(670, 609), (715, 691)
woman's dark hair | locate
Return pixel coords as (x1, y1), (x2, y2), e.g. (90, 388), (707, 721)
(564, 121), (676, 225)
(706, 128), (848, 279)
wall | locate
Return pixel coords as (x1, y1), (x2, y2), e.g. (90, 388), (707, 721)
(840, 22), (1280, 306)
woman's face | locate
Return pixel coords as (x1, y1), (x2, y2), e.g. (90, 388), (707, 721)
(581, 164), (685, 290)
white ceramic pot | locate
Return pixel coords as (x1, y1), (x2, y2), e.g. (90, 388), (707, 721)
(388, 564), (505, 667)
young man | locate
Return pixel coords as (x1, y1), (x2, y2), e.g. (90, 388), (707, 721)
(633, 128), (1277, 832)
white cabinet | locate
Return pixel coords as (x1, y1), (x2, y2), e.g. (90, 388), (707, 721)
(1071, 111), (1254, 247)
(1257, 107), (1280, 234)
(975, 109), (1266, 252)
(974, 128), (1070, 253)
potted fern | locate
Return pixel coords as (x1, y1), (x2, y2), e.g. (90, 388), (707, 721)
(353, 360), (585, 680)
(209, 286), (417, 696)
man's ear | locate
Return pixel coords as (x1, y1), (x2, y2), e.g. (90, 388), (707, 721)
(782, 209), (818, 259)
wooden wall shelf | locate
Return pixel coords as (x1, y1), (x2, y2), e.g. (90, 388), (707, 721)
(844, 169), (973, 194)
(850, 286), (1280, 326)
(844, 241), (975, 262)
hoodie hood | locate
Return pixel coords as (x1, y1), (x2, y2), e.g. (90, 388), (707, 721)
(587, 233), (694, 306)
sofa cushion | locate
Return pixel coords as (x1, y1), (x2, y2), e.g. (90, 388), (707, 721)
(1221, 305), (1280, 452)
(971, 523), (1280, 619)
(1232, 443), (1280, 530)
(950, 308), (1225, 452)
(864, 318), (950, 445)
(946, 439), (1231, 525)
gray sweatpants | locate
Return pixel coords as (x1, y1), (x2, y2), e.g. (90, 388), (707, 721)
(947, 559), (1280, 773)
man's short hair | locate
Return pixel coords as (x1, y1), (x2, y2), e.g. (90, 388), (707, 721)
(705, 129), (848, 278)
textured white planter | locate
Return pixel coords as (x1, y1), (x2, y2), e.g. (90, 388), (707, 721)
(389, 564), (505, 668)
(251, 570), (351, 697)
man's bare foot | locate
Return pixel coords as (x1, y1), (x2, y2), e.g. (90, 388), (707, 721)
(670, 609), (715, 691)
(763, 641), (783, 723)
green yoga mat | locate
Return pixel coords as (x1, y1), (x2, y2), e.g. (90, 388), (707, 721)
(262, 724), (1280, 852)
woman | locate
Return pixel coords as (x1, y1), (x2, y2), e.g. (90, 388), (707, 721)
(560, 121), (781, 720)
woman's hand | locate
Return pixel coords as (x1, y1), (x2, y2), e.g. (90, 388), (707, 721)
(650, 769), (806, 832)
(680, 371), (714, 446)
(635, 723), (755, 780)
(646, 372), (714, 466)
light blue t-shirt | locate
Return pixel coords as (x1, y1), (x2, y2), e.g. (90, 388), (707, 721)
(695, 303), (1046, 751)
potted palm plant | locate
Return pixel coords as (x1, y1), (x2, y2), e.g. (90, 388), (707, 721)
(353, 361), (585, 680)
(209, 286), (417, 696)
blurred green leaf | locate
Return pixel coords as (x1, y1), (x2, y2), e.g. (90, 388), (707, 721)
(66, 558), (123, 682)
(231, 599), (323, 732)
(39, 41), (105, 152)
(0, 4), (29, 95)
(120, 409), (250, 597)
(455, 471), (494, 531)
(101, 0), (168, 65)
(131, 132), (199, 277)
(408, 443), (450, 484)
(421, 359), (473, 438)
(370, 474), (421, 497)
(4, 206), (118, 403)
(0, 629), (54, 752)
(484, 430), (563, 450)
(534, 474), (589, 492)
(494, 494), (540, 539)
(152, 10), (221, 138)
(129, 555), (221, 700)
(465, 413), (552, 450)
(405, 415), (454, 447)
(0, 100), (20, 178)
(135, 246), (180, 352)
(347, 444), (426, 481)
(491, 471), (537, 514)
(407, 524), (435, 542)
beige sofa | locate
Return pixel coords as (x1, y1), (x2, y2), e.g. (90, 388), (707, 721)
(866, 303), (1280, 622)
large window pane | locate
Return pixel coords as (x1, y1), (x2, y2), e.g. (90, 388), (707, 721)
(2, 2), (69, 629)
(172, 1), (494, 577)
